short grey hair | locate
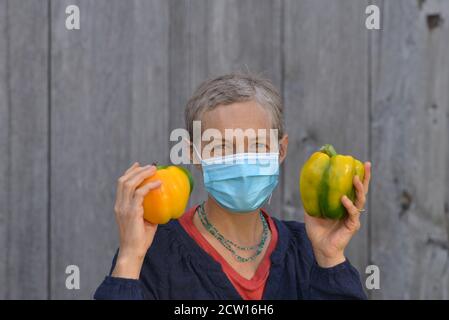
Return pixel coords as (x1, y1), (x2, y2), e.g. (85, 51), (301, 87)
(184, 72), (284, 140)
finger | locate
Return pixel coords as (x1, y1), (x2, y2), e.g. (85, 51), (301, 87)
(341, 195), (361, 232)
(363, 162), (371, 194)
(131, 180), (162, 213)
(116, 163), (143, 210)
(124, 162), (140, 175)
(123, 166), (158, 204)
(122, 165), (156, 205)
(121, 163), (147, 182)
(353, 175), (366, 210)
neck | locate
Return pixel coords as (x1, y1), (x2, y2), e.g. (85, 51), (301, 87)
(202, 196), (263, 245)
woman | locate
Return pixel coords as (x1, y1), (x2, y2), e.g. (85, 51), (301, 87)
(94, 73), (371, 300)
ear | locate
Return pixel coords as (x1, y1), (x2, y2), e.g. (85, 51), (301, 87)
(278, 134), (288, 164)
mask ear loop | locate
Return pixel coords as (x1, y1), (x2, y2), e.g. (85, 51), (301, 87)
(183, 138), (202, 164)
(267, 193), (273, 205)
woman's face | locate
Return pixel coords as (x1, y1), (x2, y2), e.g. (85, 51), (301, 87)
(199, 100), (288, 163)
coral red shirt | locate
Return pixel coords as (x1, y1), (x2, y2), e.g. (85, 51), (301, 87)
(179, 204), (279, 300)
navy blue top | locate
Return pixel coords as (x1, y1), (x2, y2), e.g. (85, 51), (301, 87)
(93, 213), (367, 300)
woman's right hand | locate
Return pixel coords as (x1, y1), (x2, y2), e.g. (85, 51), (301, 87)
(111, 162), (162, 279)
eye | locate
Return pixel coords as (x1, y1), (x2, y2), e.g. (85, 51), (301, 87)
(212, 143), (233, 155)
(249, 143), (268, 152)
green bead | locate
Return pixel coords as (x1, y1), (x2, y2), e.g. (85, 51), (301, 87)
(196, 202), (270, 263)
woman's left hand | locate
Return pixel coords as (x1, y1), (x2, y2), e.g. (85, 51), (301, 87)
(304, 162), (371, 268)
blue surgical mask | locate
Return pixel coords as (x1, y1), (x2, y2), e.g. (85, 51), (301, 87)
(192, 143), (280, 213)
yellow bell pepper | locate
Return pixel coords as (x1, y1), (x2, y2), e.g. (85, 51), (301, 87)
(139, 165), (193, 224)
(299, 144), (364, 220)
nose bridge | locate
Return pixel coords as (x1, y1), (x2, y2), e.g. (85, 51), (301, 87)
(233, 135), (249, 154)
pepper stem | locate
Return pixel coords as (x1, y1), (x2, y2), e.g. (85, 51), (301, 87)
(319, 144), (338, 157)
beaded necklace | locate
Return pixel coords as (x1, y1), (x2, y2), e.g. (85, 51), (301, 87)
(196, 202), (269, 263)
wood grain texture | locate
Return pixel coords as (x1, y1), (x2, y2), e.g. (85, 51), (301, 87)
(50, 0), (169, 299)
(1, 0), (449, 299)
(2, 0), (50, 299)
(370, 0), (449, 299)
(0, 0), (9, 300)
(283, 0), (370, 275)
(169, 0), (284, 218)
(168, 0), (209, 210)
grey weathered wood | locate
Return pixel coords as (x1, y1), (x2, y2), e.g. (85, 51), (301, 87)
(370, 0), (449, 299)
(283, 0), (370, 276)
(169, 0), (283, 218)
(50, 0), (170, 299)
(168, 0), (209, 211)
(1, 0), (449, 300)
(0, 0), (8, 300)
(1, 0), (50, 299)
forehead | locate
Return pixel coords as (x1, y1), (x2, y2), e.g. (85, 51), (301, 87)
(201, 100), (272, 136)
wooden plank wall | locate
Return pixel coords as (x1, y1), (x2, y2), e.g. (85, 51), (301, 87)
(370, 0), (449, 299)
(283, 0), (370, 279)
(50, 0), (171, 299)
(0, 0), (49, 299)
(0, 0), (8, 300)
(0, 0), (448, 299)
